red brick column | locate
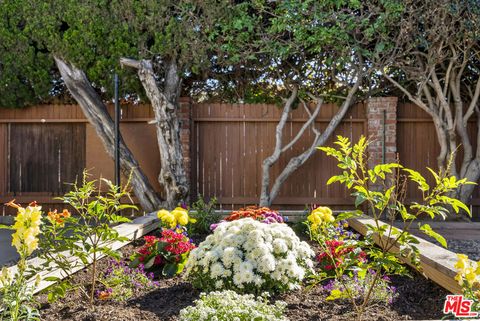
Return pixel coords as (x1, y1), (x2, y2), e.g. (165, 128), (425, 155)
(178, 98), (192, 182)
(366, 97), (398, 170)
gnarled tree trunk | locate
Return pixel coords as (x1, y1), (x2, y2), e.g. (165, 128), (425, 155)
(54, 57), (162, 212)
(259, 77), (362, 206)
(120, 58), (189, 208)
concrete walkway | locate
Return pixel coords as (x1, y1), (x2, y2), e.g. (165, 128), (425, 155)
(0, 229), (18, 266)
(393, 221), (480, 240)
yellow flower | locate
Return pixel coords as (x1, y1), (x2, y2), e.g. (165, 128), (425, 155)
(157, 209), (175, 228)
(455, 254), (469, 271)
(308, 206), (334, 228)
(9, 203), (42, 257)
(455, 272), (464, 286)
(316, 207), (335, 223)
(158, 207), (193, 228)
(157, 209), (170, 220)
(172, 207), (191, 226)
(0, 267), (11, 285)
(465, 267), (477, 286)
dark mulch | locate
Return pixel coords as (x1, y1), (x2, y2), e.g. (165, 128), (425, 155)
(38, 236), (449, 321)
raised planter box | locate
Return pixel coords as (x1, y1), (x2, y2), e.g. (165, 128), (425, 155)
(347, 215), (465, 294)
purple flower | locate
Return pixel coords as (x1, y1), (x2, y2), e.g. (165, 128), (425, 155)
(322, 279), (335, 292)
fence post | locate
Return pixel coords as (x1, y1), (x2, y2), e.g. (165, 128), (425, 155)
(366, 97), (398, 188)
(178, 98), (192, 191)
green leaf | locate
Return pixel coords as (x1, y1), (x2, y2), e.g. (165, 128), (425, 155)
(157, 241), (167, 253)
(336, 210), (362, 221)
(419, 224), (447, 248)
(0, 224), (13, 230)
(354, 193), (367, 207)
(144, 256), (156, 269)
(326, 175), (342, 185)
(326, 289), (349, 300)
(129, 257), (140, 268)
(427, 167), (441, 184)
(162, 263), (178, 277)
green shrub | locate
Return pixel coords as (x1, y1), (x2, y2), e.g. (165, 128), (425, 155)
(189, 195), (219, 235)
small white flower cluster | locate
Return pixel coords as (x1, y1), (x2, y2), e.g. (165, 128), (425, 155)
(179, 290), (289, 321)
(185, 218), (315, 293)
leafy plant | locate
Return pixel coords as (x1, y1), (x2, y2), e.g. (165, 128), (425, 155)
(454, 254), (480, 312)
(316, 239), (367, 278)
(317, 135), (473, 318)
(37, 170), (137, 305)
(96, 259), (159, 302)
(130, 229), (196, 277)
(0, 201), (43, 321)
(305, 210), (365, 284)
(189, 195), (219, 235)
(323, 272), (397, 305)
(179, 291), (288, 321)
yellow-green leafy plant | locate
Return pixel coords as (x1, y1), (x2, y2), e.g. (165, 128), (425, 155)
(37, 171), (137, 306)
(0, 201), (42, 321)
(318, 136), (473, 318)
(454, 254), (480, 311)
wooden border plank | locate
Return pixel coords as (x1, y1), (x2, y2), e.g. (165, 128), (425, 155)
(347, 215), (466, 294)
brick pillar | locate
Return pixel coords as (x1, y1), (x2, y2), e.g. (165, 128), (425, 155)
(178, 97), (192, 183)
(366, 97), (398, 170)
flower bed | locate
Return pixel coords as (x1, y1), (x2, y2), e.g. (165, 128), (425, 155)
(2, 137), (478, 321)
(35, 235), (449, 321)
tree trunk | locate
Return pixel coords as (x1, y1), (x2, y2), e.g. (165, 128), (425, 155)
(120, 58), (189, 208)
(54, 57), (162, 212)
(260, 77), (361, 206)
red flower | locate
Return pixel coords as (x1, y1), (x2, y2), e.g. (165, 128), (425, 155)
(317, 239), (367, 272)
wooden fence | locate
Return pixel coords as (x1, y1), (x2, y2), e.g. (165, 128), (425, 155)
(0, 101), (479, 216)
(191, 102), (366, 210)
(0, 104), (163, 215)
(397, 103), (480, 211)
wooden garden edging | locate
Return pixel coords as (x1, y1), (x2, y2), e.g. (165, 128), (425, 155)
(6, 211), (159, 295)
(347, 215), (464, 294)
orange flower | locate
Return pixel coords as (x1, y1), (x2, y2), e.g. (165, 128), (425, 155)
(98, 290), (111, 300)
(47, 209), (69, 226)
(5, 199), (21, 209)
(61, 209), (71, 218)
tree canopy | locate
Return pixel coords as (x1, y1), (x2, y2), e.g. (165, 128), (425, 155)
(0, 0), (406, 107)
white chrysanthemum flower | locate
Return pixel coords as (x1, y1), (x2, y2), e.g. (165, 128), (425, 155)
(185, 218), (314, 294)
(210, 262), (225, 279)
